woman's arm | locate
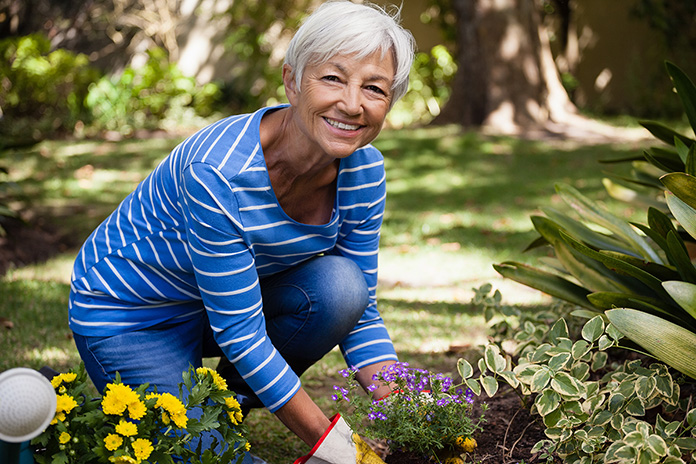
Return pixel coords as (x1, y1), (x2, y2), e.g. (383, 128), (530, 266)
(275, 388), (331, 446)
(355, 360), (396, 400)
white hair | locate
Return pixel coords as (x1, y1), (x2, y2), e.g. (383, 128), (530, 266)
(284, 1), (416, 106)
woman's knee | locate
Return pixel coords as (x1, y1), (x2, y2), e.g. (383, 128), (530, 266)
(310, 255), (369, 318)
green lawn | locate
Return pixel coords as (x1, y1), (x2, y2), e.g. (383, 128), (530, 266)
(0, 123), (654, 462)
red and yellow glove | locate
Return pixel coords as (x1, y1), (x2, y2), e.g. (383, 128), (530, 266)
(294, 414), (385, 464)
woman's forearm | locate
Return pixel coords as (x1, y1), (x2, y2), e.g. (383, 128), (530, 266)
(355, 360), (396, 400)
(274, 387), (331, 447)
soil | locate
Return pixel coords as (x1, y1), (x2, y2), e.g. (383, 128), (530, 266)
(0, 216), (76, 275)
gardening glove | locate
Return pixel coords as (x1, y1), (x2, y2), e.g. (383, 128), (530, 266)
(293, 414), (385, 464)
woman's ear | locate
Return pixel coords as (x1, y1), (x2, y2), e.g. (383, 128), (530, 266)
(282, 64), (298, 105)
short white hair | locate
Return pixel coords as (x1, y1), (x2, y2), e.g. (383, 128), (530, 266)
(284, 1), (416, 106)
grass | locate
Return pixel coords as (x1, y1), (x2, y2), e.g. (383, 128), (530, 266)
(0, 123), (654, 462)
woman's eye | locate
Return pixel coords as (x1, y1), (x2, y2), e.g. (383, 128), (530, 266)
(366, 85), (386, 95)
(323, 75), (340, 82)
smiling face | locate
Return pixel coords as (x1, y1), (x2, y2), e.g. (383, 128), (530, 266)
(283, 49), (396, 160)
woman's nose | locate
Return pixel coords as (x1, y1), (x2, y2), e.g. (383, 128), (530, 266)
(338, 86), (362, 115)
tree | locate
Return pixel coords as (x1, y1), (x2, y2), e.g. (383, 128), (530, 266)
(433, 0), (579, 133)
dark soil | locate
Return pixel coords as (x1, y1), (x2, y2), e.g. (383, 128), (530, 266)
(0, 216), (75, 276)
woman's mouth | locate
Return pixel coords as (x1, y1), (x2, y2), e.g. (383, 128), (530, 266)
(324, 117), (361, 131)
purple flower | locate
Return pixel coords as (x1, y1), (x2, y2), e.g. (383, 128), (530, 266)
(367, 384), (378, 392)
(331, 394), (339, 401)
(436, 397), (450, 407)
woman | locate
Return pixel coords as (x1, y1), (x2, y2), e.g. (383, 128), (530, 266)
(68, 1), (415, 461)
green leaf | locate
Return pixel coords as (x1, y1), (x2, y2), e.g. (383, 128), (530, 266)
(458, 358), (473, 379)
(635, 376), (656, 399)
(666, 61), (696, 135)
(666, 191), (696, 241)
(674, 437), (696, 450)
(541, 207), (632, 254)
(480, 375), (498, 397)
(484, 344), (507, 373)
(531, 367), (552, 392)
(606, 308), (696, 379)
(587, 292), (672, 315)
(663, 281), (696, 320)
(687, 141), (696, 176)
(665, 231), (696, 284)
(465, 378), (481, 396)
(550, 372), (582, 397)
(609, 392), (626, 413)
(592, 410), (613, 426)
(556, 183), (662, 262)
(535, 389), (561, 416)
(639, 119), (695, 147)
(571, 340), (591, 360)
(661, 172), (696, 210)
(581, 315), (605, 343)
(493, 262), (593, 309)
(561, 232), (671, 299)
(533, 216), (632, 293)
(592, 351), (608, 371)
(686, 408), (696, 427)
(570, 362), (590, 381)
(548, 318), (569, 344)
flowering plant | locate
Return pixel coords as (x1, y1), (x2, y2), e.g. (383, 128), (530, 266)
(32, 363), (249, 464)
(331, 362), (486, 460)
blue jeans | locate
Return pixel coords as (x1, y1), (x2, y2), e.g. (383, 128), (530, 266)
(73, 255), (369, 458)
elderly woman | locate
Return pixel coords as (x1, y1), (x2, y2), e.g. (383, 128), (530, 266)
(68, 1), (414, 461)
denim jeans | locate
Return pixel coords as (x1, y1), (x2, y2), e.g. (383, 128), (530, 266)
(72, 255), (369, 460)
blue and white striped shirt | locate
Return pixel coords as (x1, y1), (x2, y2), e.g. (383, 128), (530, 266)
(68, 105), (397, 411)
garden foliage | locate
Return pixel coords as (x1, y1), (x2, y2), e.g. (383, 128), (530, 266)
(470, 62), (696, 463)
(494, 61), (696, 381)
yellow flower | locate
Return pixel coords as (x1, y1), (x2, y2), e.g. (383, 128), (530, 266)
(102, 383), (140, 416)
(170, 412), (188, 428)
(224, 396), (243, 424)
(127, 400), (147, 420)
(132, 438), (154, 461)
(108, 456), (137, 464)
(51, 372), (77, 389)
(455, 436), (477, 452)
(51, 411), (66, 425)
(58, 432), (71, 444)
(196, 367), (228, 390)
(115, 419), (138, 437)
(56, 394), (78, 414)
(153, 392), (187, 428)
(104, 433), (123, 451)
(244, 442), (251, 452)
(161, 411), (170, 425)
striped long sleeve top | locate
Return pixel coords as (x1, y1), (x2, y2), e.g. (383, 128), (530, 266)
(68, 105), (397, 412)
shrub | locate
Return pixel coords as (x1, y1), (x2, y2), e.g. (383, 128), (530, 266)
(0, 34), (100, 144)
(464, 289), (696, 464)
(84, 47), (222, 136)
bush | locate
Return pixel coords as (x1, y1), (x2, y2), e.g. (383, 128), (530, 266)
(0, 34), (100, 144)
(84, 47), (222, 136)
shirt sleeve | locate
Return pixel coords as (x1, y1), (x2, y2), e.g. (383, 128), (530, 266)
(181, 161), (301, 412)
(330, 166), (398, 369)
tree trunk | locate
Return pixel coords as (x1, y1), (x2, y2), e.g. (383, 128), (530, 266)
(434, 0), (577, 133)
